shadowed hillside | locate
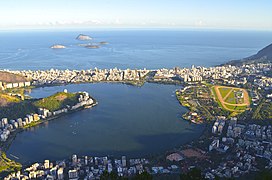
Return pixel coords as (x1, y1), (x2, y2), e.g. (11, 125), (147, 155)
(225, 43), (272, 65)
(0, 71), (28, 83)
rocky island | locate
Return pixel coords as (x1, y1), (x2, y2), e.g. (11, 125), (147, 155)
(99, 41), (109, 45)
(85, 45), (100, 49)
(76, 34), (92, 41)
(50, 44), (66, 49)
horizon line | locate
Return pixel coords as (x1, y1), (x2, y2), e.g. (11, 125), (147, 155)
(0, 26), (272, 32)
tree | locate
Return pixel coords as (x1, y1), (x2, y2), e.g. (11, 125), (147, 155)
(100, 171), (127, 180)
(180, 168), (204, 180)
(100, 171), (110, 180)
(133, 171), (153, 180)
(109, 171), (119, 180)
(255, 169), (272, 180)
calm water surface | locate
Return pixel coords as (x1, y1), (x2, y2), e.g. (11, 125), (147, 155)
(7, 83), (204, 163)
(0, 29), (271, 70)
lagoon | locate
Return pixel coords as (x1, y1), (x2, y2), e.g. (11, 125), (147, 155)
(7, 83), (204, 164)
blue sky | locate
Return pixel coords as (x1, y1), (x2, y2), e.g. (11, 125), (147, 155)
(0, 0), (271, 30)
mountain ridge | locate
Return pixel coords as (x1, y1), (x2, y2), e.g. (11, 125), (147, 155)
(225, 43), (272, 65)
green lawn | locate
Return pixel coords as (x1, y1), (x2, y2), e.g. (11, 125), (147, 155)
(0, 93), (21, 104)
(211, 87), (224, 109)
(224, 104), (236, 111)
(225, 104), (247, 111)
(218, 87), (232, 99)
(211, 86), (248, 114)
(225, 91), (236, 104)
(0, 153), (22, 173)
(235, 106), (248, 110)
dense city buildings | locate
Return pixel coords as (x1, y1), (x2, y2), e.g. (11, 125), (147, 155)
(1, 62), (272, 179)
(7, 63), (271, 88)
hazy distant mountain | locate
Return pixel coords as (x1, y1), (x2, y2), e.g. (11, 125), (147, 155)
(226, 43), (272, 65)
(0, 71), (28, 83)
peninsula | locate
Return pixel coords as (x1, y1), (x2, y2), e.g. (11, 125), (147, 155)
(0, 82), (97, 173)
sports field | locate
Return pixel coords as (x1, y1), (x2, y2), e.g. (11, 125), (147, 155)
(212, 85), (250, 112)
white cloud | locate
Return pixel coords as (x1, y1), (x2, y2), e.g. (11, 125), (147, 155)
(194, 19), (207, 27)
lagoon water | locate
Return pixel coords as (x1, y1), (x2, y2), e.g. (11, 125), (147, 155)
(7, 83), (204, 164)
(2, 29), (272, 164)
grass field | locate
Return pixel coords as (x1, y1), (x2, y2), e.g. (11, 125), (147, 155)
(212, 85), (250, 113)
(0, 93), (21, 107)
(0, 152), (22, 173)
(211, 87), (224, 109)
(33, 92), (79, 111)
(225, 104), (248, 111)
(225, 91), (236, 104)
(219, 87), (232, 99)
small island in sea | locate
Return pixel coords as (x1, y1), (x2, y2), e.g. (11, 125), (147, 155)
(77, 43), (100, 49)
(50, 44), (66, 49)
(99, 41), (109, 45)
(85, 45), (100, 49)
(76, 34), (92, 41)
(52, 34), (107, 49)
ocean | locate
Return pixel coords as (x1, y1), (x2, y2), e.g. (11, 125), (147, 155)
(0, 29), (271, 70)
